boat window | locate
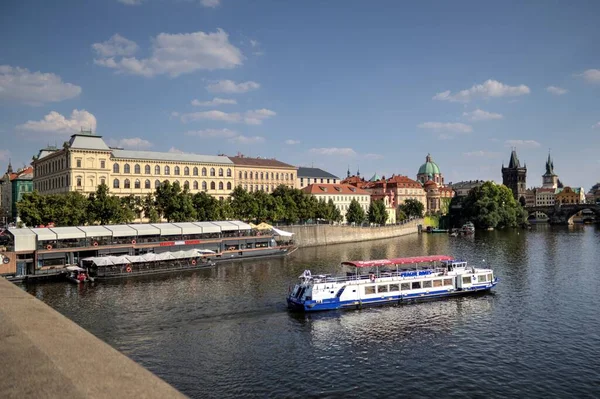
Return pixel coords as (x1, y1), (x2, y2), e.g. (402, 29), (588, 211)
(422, 280), (432, 288)
(400, 283), (410, 291)
(365, 286), (376, 295)
(377, 285), (388, 293)
(478, 275), (487, 283)
(433, 279), (443, 287)
(462, 276), (471, 285)
(487, 274), (493, 281)
(389, 284), (399, 292)
(443, 278), (453, 286)
(411, 281), (421, 289)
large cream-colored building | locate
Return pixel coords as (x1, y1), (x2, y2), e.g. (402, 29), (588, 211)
(33, 132), (234, 199)
(229, 155), (297, 192)
(302, 183), (370, 222)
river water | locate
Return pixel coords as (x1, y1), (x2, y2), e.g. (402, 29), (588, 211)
(24, 225), (600, 398)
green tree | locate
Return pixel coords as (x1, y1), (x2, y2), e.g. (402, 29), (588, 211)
(368, 199), (389, 225)
(88, 184), (122, 225)
(230, 186), (258, 221)
(346, 199), (366, 225)
(17, 191), (47, 227)
(143, 193), (160, 223)
(398, 199), (424, 219)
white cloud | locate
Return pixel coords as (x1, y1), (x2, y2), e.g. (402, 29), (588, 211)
(185, 128), (237, 138)
(504, 139), (541, 148)
(17, 109), (97, 135)
(546, 86), (567, 95)
(206, 80), (260, 93)
(285, 139), (300, 145)
(0, 149), (9, 162)
(0, 65), (81, 105)
(178, 108), (276, 125)
(168, 147), (185, 153)
(577, 69), (600, 83)
(109, 137), (153, 149)
(592, 122), (600, 129)
(228, 135), (265, 144)
(93, 29), (243, 77)
(433, 79), (530, 103)
(191, 97), (237, 106)
(309, 147), (357, 156)
(92, 34), (139, 57)
(463, 151), (502, 158)
(201, 0), (221, 7)
(417, 122), (473, 133)
(462, 109), (503, 121)
(118, 0), (143, 4)
(250, 40), (259, 47)
(364, 153), (384, 160)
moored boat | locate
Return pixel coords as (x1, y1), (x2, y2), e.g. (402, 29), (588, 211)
(461, 222), (475, 235)
(287, 255), (497, 312)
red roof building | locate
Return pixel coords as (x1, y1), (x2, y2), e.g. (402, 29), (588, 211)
(302, 183), (371, 222)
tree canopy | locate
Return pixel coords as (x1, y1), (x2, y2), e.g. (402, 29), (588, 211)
(367, 199), (389, 225)
(346, 199), (366, 225)
(398, 199), (424, 219)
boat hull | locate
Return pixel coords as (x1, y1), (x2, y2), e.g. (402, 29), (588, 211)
(287, 281), (497, 312)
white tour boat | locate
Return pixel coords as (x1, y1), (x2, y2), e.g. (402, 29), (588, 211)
(287, 255), (497, 312)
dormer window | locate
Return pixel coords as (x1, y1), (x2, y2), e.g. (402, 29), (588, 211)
(334, 186), (342, 192)
(319, 186), (327, 192)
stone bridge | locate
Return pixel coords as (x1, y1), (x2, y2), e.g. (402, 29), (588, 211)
(525, 204), (600, 225)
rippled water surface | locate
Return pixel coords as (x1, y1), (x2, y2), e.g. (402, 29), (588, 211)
(25, 225), (600, 398)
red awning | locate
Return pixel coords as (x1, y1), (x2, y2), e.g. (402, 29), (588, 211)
(341, 255), (454, 268)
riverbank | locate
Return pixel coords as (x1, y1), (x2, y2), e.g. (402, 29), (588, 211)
(283, 219), (421, 247)
(0, 277), (185, 398)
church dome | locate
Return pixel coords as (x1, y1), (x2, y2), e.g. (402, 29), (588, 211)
(418, 154), (441, 176)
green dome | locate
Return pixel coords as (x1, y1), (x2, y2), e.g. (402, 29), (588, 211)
(418, 154), (441, 175)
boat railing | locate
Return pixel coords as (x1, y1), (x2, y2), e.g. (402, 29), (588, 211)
(307, 268), (450, 284)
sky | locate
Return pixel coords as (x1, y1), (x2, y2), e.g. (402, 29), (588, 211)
(1, 0), (599, 190)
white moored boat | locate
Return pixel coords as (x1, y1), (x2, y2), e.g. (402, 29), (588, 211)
(287, 255), (497, 312)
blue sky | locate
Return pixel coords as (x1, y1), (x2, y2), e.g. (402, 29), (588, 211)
(1, 0), (599, 189)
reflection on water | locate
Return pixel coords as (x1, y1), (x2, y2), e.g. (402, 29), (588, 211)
(24, 225), (600, 398)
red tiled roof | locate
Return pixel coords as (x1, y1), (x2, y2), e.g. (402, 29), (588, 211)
(228, 156), (296, 168)
(302, 183), (370, 195)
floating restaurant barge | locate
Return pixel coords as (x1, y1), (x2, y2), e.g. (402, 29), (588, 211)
(287, 255), (497, 312)
(0, 221), (294, 281)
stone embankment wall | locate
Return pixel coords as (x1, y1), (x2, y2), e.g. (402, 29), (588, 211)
(283, 219), (421, 248)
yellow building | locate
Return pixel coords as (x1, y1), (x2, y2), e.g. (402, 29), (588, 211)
(555, 186), (585, 205)
(229, 155), (297, 192)
(302, 183), (370, 222)
(33, 132), (235, 199)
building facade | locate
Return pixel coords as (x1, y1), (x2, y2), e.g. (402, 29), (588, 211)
(362, 175), (427, 210)
(423, 180), (454, 214)
(417, 154), (445, 186)
(555, 187), (585, 204)
(301, 183), (370, 222)
(33, 132), (235, 199)
(297, 167), (339, 189)
(542, 153), (558, 189)
(229, 155), (296, 193)
(535, 187), (556, 207)
(448, 180), (485, 197)
(502, 149), (527, 204)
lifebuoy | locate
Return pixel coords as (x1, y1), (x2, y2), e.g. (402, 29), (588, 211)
(93, 241), (98, 247)
(191, 259), (197, 266)
(126, 265), (132, 273)
(369, 274), (376, 282)
(46, 244), (53, 250)
(131, 239), (136, 245)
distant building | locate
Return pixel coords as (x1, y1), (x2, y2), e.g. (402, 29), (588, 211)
(555, 187), (585, 205)
(363, 175), (427, 211)
(229, 155), (297, 193)
(542, 152), (559, 189)
(448, 180), (485, 197)
(301, 183), (370, 223)
(417, 154), (444, 186)
(535, 187), (556, 207)
(297, 167), (339, 189)
(1, 164), (33, 223)
(423, 180), (454, 214)
(502, 149), (527, 204)
(587, 183), (600, 204)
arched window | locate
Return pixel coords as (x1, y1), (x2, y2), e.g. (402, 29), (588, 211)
(113, 163), (120, 173)
(266, 185), (269, 192)
(202, 181), (207, 191)
(135, 179), (141, 189)
(244, 171), (248, 179)
(124, 179), (131, 189)
(134, 164), (141, 174)
(145, 179), (151, 189)
(184, 181), (189, 189)
(250, 171), (254, 179)
(155, 180), (161, 189)
(155, 165), (160, 175)
(174, 166), (180, 175)
(145, 165), (151, 174)
(227, 182), (232, 190)
(184, 166), (189, 176)
(260, 172), (264, 179)
(219, 168), (223, 177)
(124, 164), (130, 174)
(227, 168), (232, 177)
(100, 178), (105, 185)
(77, 177), (82, 187)
(249, 185), (253, 192)
(202, 167), (207, 176)
(193, 181), (198, 190)
(265, 173), (269, 180)
(210, 168), (215, 177)
(165, 166), (170, 175)
(239, 171), (242, 179)
(271, 172), (274, 179)
(113, 179), (120, 188)
(219, 182), (224, 190)
(276, 173), (279, 180)
(210, 181), (216, 190)
(193, 167), (198, 176)
(261, 184), (264, 191)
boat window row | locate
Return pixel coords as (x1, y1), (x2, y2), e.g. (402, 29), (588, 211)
(112, 179), (232, 191)
(112, 164), (232, 177)
(364, 278), (454, 294)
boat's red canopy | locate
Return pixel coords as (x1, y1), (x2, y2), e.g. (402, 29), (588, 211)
(341, 255), (454, 268)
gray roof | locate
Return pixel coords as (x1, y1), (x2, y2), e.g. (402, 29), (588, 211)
(112, 149), (233, 165)
(68, 134), (111, 151)
(297, 167), (339, 180)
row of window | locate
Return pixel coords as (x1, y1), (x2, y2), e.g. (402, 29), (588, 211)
(35, 175), (69, 191)
(37, 157), (67, 177)
(300, 177), (337, 185)
(243, 184), (293, 193)
(112, 164), (233, 177)
(112, 179), (232, 191)
(318, 195), (369, 202)
(238, 170), (295, 181)
(364, 278), (455, 295)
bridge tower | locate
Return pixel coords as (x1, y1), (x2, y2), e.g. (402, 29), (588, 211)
(502, 149), (527, 204)
(542, 151), (558, 189)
